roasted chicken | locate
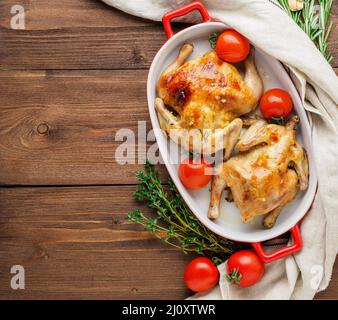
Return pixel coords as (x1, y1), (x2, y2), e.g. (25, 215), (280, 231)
(208, 117), (309, 228)
(156, 44), (263, 157)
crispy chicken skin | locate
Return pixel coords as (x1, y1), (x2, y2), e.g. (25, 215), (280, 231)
(208, 117), (309, 228)
(156, 44), (263, 157)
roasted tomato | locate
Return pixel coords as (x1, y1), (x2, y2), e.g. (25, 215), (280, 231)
(260, 88), (293, 119)
(179, 157), (212, 190)
(215, 29), (250, 63)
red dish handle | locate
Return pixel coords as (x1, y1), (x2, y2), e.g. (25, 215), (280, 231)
(251, 224), (302, 263)
(162, 1), (212, 39)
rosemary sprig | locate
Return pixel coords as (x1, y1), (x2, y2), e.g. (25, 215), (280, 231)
(278, 0), (333, 63)
(126, 162), (243, 263)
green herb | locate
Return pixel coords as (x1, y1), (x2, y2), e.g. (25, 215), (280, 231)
(209, 32), (219, 49)
(126, 161), (243, 263)
(278, 0), (333, 63)
(270, 116), (285, 125)
(226, 267), (243, 285)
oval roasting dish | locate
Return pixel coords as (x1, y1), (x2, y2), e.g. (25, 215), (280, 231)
(146, 1), (317, 262)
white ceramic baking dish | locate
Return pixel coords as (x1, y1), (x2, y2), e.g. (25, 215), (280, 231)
(147, 1), (317, 263)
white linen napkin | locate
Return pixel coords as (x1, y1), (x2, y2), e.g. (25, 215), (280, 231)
(101, 0), (338, 299)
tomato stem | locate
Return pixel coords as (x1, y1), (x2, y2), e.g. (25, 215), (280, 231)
(226, 268), (243, 285)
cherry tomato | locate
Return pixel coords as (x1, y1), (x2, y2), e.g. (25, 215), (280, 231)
(184, 257), (219, 292)
(260, 88), (293, 119)
(227, 250), (265, 287)
(215, 29), (250, 63)
(179, 157), (212, 190)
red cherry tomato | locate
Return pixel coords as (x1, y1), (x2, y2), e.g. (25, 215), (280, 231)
(227, 250), (265, 287)
(215, 29), (250, 63)
(184, 257), (219, 292)
(260, 88), (293, 119)
(179, 157), (212, 190)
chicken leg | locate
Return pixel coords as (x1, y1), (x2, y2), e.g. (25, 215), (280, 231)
(161, 44), (193, 76)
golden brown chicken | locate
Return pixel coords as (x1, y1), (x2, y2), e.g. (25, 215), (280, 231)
(208, 117), (309, 228)
(155, 44), (263, 157)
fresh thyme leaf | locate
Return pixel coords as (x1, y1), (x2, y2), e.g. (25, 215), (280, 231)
(126, 209), (145, 223)
(209, 32), (219, 49)
(167, 225), (175, 236)
(145, 218), (158, 233)
(212, 256), (224, 266)
(126, 161), (245, 261)
(278, 0), (333, 63)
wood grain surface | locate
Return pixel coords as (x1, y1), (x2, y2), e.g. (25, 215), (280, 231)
(0, 186), (192, 299)
(0, 0), (337, 299)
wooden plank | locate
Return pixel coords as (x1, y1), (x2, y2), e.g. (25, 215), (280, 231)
(0, 25), (165, 70)
(0, 0), (337, 70)
(0, 70), (169, 185)
(0, 186), (192, 299)
(0, 186), (336, 299)
(0, 0), (150, 30)
(0, 0), (167, 70)
(1, 69), (337, 186)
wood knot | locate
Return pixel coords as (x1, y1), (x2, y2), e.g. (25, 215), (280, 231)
(131, 287), (139, 294)
(131, 47), (145, 64)
(112, 217), (122, 225)
(31, 247), (49, 260)
(37, 123), (49, 135)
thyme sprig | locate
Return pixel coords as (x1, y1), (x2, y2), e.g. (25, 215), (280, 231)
(278, 0), (333, 63)
(126, 162), (242, 263)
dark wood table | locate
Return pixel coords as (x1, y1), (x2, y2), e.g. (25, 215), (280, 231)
(0, 0), (337, 299)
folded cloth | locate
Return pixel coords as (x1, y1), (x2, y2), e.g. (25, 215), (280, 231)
(101, 0), (338, 299)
